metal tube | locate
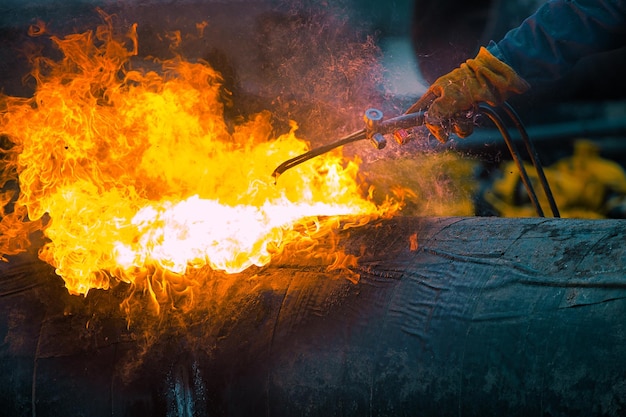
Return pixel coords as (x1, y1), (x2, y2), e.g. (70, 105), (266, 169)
(2, 217), (626, 416)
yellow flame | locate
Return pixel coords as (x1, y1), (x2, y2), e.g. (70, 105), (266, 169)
(0, 13), (400, 298)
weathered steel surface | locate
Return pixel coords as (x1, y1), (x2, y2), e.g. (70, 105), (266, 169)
(1, 216), (626, 416)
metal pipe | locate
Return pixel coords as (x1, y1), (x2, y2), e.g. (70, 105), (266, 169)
(2, 216), (626, 416)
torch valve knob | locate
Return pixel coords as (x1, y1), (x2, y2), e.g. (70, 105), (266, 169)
(363, 108), (386, 149)
(363, 108), (384, 128)
(370, 132), (387, 150)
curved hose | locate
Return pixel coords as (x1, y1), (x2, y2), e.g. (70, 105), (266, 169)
(479, 104), (545, 217)
(502, 102), (560, 217)
(479, 103), (560, 217)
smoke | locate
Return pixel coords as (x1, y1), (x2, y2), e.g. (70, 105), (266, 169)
(1, 0), (399, 144)
(249, 0), (389, 141)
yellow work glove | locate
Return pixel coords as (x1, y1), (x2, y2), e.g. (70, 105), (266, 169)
(407, 47), (530, 142)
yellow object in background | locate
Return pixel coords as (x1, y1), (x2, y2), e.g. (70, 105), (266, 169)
(485, 139), (626, 218)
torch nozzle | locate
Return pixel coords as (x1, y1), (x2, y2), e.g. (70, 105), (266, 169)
(271, 129), (366, 182)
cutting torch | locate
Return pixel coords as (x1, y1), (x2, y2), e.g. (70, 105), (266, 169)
(271, 101), (560, 218)
(271, 108), (426, 180)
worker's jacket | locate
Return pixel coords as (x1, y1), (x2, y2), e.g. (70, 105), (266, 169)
(487, 0), (626, 87)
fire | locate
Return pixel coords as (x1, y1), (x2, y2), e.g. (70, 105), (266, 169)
(0, 13), (400, 298)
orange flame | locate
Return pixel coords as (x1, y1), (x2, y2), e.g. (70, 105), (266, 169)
(0, 14), (401, 299)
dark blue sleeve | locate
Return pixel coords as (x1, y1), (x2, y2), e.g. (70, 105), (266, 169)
(487, 0), (626, 86)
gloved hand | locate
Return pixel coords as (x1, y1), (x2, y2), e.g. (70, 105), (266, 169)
(407, 47), (530, 142)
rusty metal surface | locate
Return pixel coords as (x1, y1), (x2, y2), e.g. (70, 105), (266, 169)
(1, 216), (626, 416)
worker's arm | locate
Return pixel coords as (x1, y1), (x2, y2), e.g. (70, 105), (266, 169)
(411, 0), (626, 142)
(490, 0), (626, 86)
